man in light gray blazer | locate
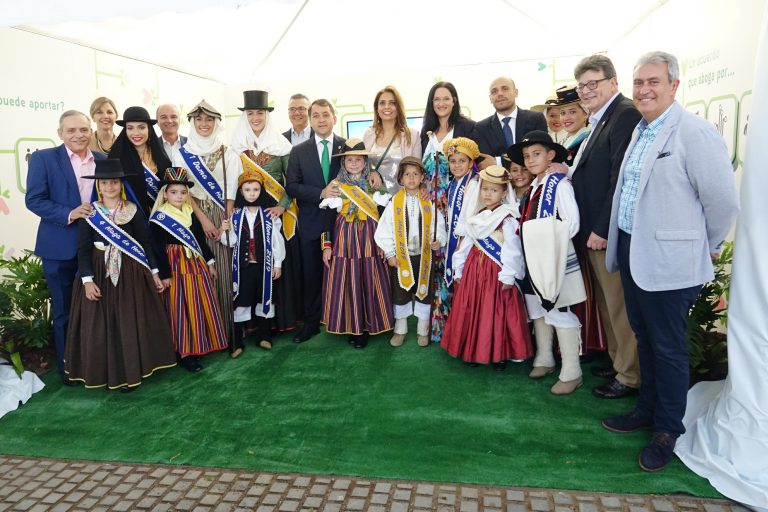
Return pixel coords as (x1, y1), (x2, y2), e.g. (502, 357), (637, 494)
(602, 51), (739, 472)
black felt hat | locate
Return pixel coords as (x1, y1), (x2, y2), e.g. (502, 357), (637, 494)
(116, 106), (156, 127)
(82, 159), (128, 179)
(506, 130), (568, 165)
(554, 84), (581, 106)
(238, 90), (274, 112)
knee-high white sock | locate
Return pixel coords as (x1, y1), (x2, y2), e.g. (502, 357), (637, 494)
(555, 326), (583, 382)
(532, 317), (555, 368)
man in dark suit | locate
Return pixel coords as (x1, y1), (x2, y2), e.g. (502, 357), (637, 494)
(472, 77), (547, 169)
(569, 54), (643, 399)
(285, 99), (345, 342)
(25, 110), (106, 383)
(282, 93), (314, 146)
(156, 104), (188, 160)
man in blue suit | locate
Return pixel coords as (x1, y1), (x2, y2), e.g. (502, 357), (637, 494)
(285, 99), (345, 343)
(472, 77), (547, 169)
(25, 110), (106, 383)
(603, 51), (739, 471)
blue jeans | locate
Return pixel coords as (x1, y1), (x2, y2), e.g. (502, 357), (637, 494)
(617, 231), (701, 436)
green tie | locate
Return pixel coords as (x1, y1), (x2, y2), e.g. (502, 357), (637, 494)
(321, 140), (330, 184)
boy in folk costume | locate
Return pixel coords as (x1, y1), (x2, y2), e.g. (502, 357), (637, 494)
(440, 165), (532, 369)
(150, 167), (228, 373)
(319, 139), (394, 349)
(375, 156), (447, 347)
(508, 131), (587, 395)
(220, 169), (285, 357)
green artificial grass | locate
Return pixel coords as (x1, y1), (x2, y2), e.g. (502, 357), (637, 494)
(0, 328), (720, 497)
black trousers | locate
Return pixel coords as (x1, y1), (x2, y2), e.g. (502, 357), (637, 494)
(299, 235), (323, 329)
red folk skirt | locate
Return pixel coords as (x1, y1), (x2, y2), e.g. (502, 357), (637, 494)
(441, 246), (532, 363)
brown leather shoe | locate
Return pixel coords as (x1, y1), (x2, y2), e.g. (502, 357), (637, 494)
(592, 378), (638, 399)
(551, 377), (583, 395)
(529, 366), (556, 379)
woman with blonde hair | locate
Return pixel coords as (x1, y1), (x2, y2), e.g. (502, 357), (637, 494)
(89, 97), (118, 154)
(363, 85), (421, 195)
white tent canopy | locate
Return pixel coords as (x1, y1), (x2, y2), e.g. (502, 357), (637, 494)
(5, 0), (668, 84)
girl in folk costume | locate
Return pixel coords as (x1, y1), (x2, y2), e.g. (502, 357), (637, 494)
(319, 139), (394, 349)
(173, 100), (239, 345)
(150, 167), (228, 372)
(219, 169), (285, 357)
(508, 131), (586, 395)
(440, 166), (532, 369)
(442, 137), (480, 288)
(65, 159), (176, 392)
(109, 106), (172, 218)
(374, 156), (447, 347)
(229, 90), (302, 333)
(505, 159), (535, 211)
(553, 85), (591, 166)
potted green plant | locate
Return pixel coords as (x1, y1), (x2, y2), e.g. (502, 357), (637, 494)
(686, 241), (733, 384)
(0, 251), (52, 376)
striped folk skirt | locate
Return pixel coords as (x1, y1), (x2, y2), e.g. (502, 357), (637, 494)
(164, 245), (228, 356)
(322, 217), (394, 335)
(200, 200), (235, 343)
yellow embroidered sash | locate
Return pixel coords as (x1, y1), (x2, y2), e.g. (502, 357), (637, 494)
(240, 152), (298, 240)
(393, 189), (432, 300)
(337, 182), (380, 222)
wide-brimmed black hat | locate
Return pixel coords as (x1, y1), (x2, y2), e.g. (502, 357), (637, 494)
(238, 90), (274, 112)
(82, 159), (128, 179)
(158, 167), (195, 188)
(554, 84), (581, 106)
(506, 130), (568, 165)
(116, 106), (156, 127)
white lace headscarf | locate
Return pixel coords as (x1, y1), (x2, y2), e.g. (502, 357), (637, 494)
(183, 110), (225, 156)
(229, 109), (292, 157)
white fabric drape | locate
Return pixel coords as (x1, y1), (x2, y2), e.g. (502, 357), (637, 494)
(675, 5), (768, 511)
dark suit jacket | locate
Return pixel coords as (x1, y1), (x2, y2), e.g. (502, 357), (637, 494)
(282, 127), (315, 145)
(419, 117), (477, 153)
(471, 108), (547, 158)
(571, 93), (641, 243)
(25, 145), (106, 261)
(285, 134), (345, 240)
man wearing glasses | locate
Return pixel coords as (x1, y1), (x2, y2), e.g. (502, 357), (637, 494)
(569, 54), (642, 400)
(283, 93), (314, 146)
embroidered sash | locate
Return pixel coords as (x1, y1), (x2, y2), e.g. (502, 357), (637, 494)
(538, 174), (563, 218)
(150, 211), (204, 260)
(86, 205), (150, 271)
(231, 207), (274, 314)
(393, 190), (432, 300)
(240, 152), (298, 240)
(474, 233), (503, 267)
(143, 163), (159, 202)
(179, 147), (225, 210)
(337, 183), (380, 222)
(444, 172), (472, 285)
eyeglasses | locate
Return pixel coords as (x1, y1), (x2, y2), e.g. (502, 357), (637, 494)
(288, 107), (307, 113)
(575, 77), (613, 92)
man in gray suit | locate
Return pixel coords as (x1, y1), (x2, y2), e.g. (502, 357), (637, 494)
(602, 51), (739, 472)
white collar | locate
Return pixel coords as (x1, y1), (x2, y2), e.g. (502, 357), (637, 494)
(497, 106), (519, 123)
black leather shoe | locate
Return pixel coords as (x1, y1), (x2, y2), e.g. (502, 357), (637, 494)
(592, 378), (638, 399)
(180, 356), (203, 373)
(353, 334), (369, 349)
(492, 361), (507, 371)
(602, 409), (653, 433)
(293, 327), (320, 343)
(639, 432), (677, 472)
(591, 365), (618, 379)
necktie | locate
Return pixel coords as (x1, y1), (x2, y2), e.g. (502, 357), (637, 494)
(502, 117), (513, 147)
(321, 140), (330, 184)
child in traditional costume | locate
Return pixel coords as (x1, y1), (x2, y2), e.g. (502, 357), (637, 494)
(150, 167), (228, 372)
(440, 165), (532, 369)
(442, 137), (480, 291)
(508, 131), (586, 395)
(220, 169), (285, 357)
(65, 159), (176, 392)
(319, 139), (394, 349)
(374, 156), (447, 347)
(506, 159), (535, 211)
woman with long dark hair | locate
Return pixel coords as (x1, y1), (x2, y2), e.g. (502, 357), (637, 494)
(419, 81), (475, 153)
